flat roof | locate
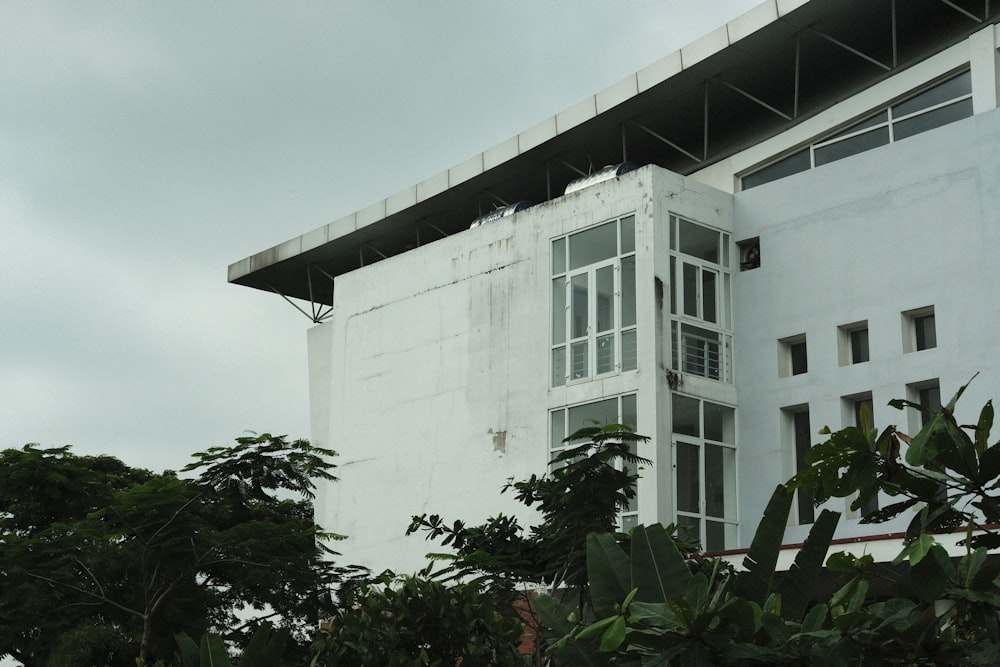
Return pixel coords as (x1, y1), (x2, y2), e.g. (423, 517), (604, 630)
(229, 0), (1000, 309)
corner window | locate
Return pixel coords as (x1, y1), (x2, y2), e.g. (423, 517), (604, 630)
(668, 215), (733, 383)
(672, 394), (737, 551)
(551, 215), (637, 387)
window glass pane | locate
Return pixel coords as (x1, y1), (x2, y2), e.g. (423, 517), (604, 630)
(851, 329), (869, 363)
(621, 256), (636, 327)
(670, 321), (678, 370)
(551, 278), (565, 344)
(814, 127), (889, 166)
(893, 98), (972, 141)
(551, 347), (566, 387)
(893, 71), (971, 118)
(569, 222), (616, 270)
(677, 514), (700, 546)
(683, 263), (699, 317)
(722, 274), (731, 329)
(672, 395), (700, 437)
(552, 238), (566, 275)
(568, 398), (617, 435)
(678, 219), (720, 263)
(705, 444), (730, 518)
(742, 148), (810, 189)
(676, 443), (700, 513)
(621, 513), (639, 532)
(596, 334), (614, 374)
(571, 341), (588, 380)
(621, 330), (637, 371)
(620, 215), (635, 254)
(919, 384), (942, 428)
(790, 341), (808, 375)
(793, 410), (815, 524)
(825, 110), (888, 141)
(680, 323), (721, 379)
(570, 274), (588, 339)
(703, 402), (735, 444)
(669, 215), (677, 250)
(701, 270), (717, 324)
(669, 257), (677, 315)
(550, 410), (565, 450)
(596, 266), (614, 333)
(722, 233), (730, 268)
(622, 394), (637, 430)
(915, 314), (936, 350)
(705, 520), (726, 552)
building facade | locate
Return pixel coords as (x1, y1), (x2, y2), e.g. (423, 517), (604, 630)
(230, 0), (1000, 575)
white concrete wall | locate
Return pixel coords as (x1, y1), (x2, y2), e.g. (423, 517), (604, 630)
(732, 108), (1000, 545)
(310, 168), (671, 574)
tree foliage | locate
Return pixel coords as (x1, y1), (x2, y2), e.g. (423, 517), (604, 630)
(0, 433), (342, 665)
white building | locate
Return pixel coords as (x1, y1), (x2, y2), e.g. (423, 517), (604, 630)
(230, 0), (1000, 575)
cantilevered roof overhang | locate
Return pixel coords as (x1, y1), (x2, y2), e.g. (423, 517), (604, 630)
(229, 0), (1000, 316)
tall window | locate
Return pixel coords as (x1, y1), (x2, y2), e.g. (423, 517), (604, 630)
(550, 394), (639, 530)
(672, 394), (737, 551)
(668, 215), (733, 383)
(743, 71), (973, 189)
(784, 406), (814, 525)
(551, 215), (637, 387)
(779, 334), (808, 377)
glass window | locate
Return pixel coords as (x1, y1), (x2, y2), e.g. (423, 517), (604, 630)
(672, 395), (700, 437)
(569, 221), (616, 270)
(814, 127), (889, 167)
(850, 328), (870, 364)
(552, 215), (638, 386)
(893, 98), (973, 141)
(678, 219), (720, 263)
(893, 71), (971, 117)
(793, 410), (814, 524)
(741, 148), (810, 190)
(915, 314), (936, 351)
(674, 396), (737, 551)
(790, 341), (808, 375)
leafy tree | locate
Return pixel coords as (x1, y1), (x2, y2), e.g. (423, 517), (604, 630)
(310, 570), (527, 666)
(0, 433), (343, 665)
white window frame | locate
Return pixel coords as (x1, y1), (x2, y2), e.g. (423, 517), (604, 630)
(551, 215), (637, 387)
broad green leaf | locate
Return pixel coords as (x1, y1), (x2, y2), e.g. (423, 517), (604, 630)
(735, 485), (793, 604)
(598, 616), (627, 652)
(631, 523), (692, 603)
(975, 400), (994, 457)
(533, 593), (577, 637)
(891, 533), (936, 566)
(199, 634), (232, 667)
(782, 509), (839, 621)
(587, 532), (632, 615)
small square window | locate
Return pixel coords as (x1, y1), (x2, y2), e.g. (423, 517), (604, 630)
(778, 334), (807, 377)
(902, 306), (936, 353)
(737, 237), (760, 271)
(838, 321), (869, 366)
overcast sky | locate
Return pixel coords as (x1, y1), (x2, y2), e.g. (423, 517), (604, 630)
(0, 0), (761, 475)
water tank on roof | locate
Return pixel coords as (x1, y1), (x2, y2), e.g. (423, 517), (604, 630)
(563, 162), (639, 196)
(469, 200), (533, 229)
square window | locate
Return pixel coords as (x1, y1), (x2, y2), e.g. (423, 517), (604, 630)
(838, 321), (869, 365)
(902, 306), (936, 353)
(779, 334), (808, 377)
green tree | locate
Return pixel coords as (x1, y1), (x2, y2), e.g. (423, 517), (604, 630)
(0, 433), (342, 665)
